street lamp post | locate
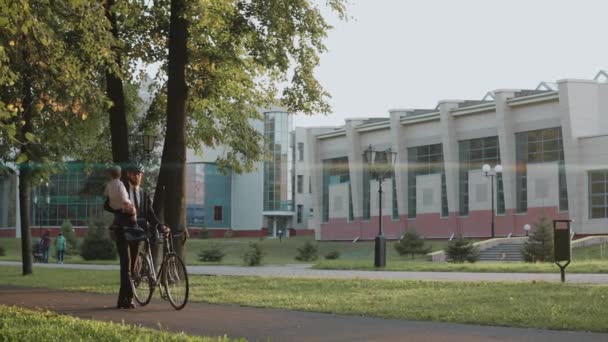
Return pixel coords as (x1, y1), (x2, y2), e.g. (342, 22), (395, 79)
(45, 182), (50, 232)
(142, 134), (156, 156)
(33, 194), (39, 238)
(524, 224), (531, 237)
(363, 145), (397, 267)
(482, 164), (502, 238)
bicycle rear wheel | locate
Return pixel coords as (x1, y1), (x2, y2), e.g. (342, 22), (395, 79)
(162, 254), (189, 310)
(131, 251), (155, 306)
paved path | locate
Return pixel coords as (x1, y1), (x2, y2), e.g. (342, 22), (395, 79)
(2, 261), (608, 283)
(1, 286), (606, 342)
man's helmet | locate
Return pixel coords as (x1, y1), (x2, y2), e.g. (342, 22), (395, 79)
(126, 162), (145, 173)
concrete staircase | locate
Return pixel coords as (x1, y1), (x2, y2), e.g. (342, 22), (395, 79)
(478, 240), (526, 261)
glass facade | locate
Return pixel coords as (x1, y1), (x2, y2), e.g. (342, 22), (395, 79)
(407, 144), (448, 218)
(185, 163), (232, 228)
(186, 163), (206, 227)
(515, 127), (568, 212)
(27, 163), (106, 227)
(263, 112), (293, 211)
(297, 175), (303, 194)
(322, 157), (350, 222)
(297, 142), (304, 161)
(0, 174), (18, 227)
(459, 137), (504, 216)
(589, 170), (608, 219)
(297, 204), (303, 223)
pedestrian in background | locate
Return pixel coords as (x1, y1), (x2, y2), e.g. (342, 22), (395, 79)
(55, 232), (66, 264)
(40, 230), (51, 263)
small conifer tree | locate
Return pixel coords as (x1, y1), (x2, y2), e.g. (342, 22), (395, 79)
(243, 242), (265, 266)
(394, 229), (431, 259)
(295, 241), (318, 261)
(522, 216), (554, 262)
(80, 219), (117, 261)
(445, 235), (480, 263)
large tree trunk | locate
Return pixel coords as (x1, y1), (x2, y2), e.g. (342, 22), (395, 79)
(18, 76), (34, 275)
(154, 0), (188, 259)
(18, 167), (32, 275)
(104, 0), (129, 165)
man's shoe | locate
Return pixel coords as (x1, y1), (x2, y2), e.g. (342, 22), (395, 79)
(117, 303), (136, 309)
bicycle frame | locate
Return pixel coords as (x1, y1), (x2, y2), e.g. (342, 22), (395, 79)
(134, 232), (183, 301)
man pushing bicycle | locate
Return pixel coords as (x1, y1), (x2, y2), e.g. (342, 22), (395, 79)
(104, 163), (170, 309)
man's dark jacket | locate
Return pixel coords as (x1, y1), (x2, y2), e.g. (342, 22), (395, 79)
(104, 179), (162, 235)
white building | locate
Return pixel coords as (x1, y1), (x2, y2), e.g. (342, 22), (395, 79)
(295, 72), (608, 240)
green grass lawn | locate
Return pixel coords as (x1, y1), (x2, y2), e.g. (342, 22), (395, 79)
(572, 243), (608, 260)
(1, 265), (608, 333)
(0, 305), (242, 342)
(185, 236), (448, 264)
(0, 236), (448, 265)
(314, 259), (608, 273)
(3, 237), (608, 274)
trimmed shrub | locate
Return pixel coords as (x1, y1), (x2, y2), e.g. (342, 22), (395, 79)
(198, 227), (211, 239)
(80, 219), (117, 261)
(223, 229), (234, 238)
(522, 216), (554, 262)
(295, 241), (318, 261)
(60, 219), (78, 255)
(394, 229), (431, 259)
(445, 235), (479, 263)
(198, 244), (226, 262)
(243, 242), (264, 266)
(324, 250), (340, 260)
(0, 244), (5, 257)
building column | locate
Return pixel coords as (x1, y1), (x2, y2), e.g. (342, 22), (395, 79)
(308, 130), (323, 239)
(345, 120), (364, 220)
(438, 101), (461, 234)
(389, 111), (408, 219)
(558, 79), (600, 233)
(495, 89), (519, 233)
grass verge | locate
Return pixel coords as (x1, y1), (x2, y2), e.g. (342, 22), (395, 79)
(0, 237), (447, 265)
(0, 304), (242, 342)
(1, 265), (608, 332)
(313, 259), (608, 273)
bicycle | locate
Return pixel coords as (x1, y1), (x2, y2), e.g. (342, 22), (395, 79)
(130, 231), (189, 310)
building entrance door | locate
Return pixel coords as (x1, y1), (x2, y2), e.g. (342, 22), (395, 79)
(268, 216), (288, 237)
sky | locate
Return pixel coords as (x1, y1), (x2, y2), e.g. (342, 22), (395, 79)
(293, 0), (608, 128)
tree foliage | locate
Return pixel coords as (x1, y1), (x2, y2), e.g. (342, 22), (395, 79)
(80, 219), (117, 261)
(522, 216), (554, 262)
(243, 242), (264, 266)
(295, 241), (319, 261)
(143, 0), (347, 258)
(0, 0), (116, 159)
(0, 0), (117, 274)
(394, 229), (431, 260)
(60, 219), (78, 255)
(445, 236), (480, 263)
(198, 243), (225, 262)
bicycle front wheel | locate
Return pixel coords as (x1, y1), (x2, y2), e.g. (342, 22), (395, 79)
(131, 252), (155, 306)
(162, 254), (189, 310)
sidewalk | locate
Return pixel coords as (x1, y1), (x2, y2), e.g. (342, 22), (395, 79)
(1, 261), (608, 283)
(1, 285), (606, 342)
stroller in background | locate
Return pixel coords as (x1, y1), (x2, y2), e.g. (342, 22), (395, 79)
(32, 241), (44, 263)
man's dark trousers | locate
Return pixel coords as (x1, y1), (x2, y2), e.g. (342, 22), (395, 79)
(115, 228), (140, 307)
